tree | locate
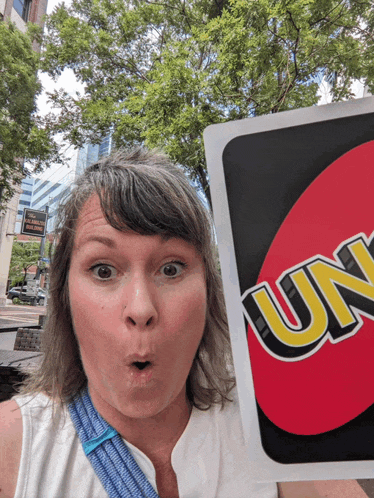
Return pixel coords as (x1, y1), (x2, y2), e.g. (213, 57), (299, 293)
(0, 21), (60, 209)
(8, 239), (40, 287)
(41, 0), (374, 206)
(8, 238), (50, 287)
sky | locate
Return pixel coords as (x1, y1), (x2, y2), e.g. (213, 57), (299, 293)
(37, 0), (83, 116)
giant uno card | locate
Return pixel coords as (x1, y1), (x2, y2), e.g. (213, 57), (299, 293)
(204, 97), (374, 482)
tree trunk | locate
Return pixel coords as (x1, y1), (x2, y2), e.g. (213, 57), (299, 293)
(195, 163), (212, 210)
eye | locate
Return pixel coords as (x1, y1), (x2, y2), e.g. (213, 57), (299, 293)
(91, 264), (117, 280)
(160, 261), (186, 278)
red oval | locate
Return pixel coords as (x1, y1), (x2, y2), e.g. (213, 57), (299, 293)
(248, 140), (374, 435)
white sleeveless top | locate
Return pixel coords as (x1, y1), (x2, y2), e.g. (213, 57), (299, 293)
(13, 390), (277, 498)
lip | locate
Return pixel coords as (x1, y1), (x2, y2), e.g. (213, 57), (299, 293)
(123, 353), (157, 386)
(126, 362), (154, 386)
(124, 353), (157, 367)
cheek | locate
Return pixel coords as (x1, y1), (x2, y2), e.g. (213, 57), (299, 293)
(172, 284), (207, 345)
(184, 291), (207, 326)
(68, 272), (100, 345)
(68, 269), (105, 317)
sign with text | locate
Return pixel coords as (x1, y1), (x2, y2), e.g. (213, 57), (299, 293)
(204, 97), (374, 482)
(21, 209), (47, 237)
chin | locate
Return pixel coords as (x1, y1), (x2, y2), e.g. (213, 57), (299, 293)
(115, 393), (175, 419)
(90, 374), (187, 421)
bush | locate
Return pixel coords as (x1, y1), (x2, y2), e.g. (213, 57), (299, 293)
(12, 298), (31, 306)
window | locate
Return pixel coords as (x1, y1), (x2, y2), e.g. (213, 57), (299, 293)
(33, 179), (50, 196)
(32, 182), (61, 206)
(13, 0), (31, 21)
(98, 135), (112, 159)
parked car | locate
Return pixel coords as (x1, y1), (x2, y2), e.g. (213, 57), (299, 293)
(7, 287), (46, 305)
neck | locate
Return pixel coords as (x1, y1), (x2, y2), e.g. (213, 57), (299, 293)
(89, 386), (192, 462)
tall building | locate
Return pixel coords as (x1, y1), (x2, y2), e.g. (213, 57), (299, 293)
(0, 0), (47, 32)
(17, 176), (34, 215)
(0, 0), (48, 305)
(98, 135), (113, 159)
(15, 138), (113, 235)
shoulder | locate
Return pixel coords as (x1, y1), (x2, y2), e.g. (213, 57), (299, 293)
(0, 398), (22, 444)
(190, 387), (244, 440)
(214, 389), (278, 497)
(212, 386), (245, 435)
(0, 399), (22, 498)
(185, 389), (278, 497)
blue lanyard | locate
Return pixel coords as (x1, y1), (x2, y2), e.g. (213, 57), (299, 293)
(68, 387), (159, 498)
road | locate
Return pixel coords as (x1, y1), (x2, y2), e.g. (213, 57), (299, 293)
(0, 302), (46, 350)
(0, 302), (46, 329)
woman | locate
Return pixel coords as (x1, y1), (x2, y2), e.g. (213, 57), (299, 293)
(0, 149), (278, 497)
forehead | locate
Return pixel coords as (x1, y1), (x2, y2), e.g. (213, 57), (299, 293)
(72, 194), (199, 255)
(75, 194), (107, 233)
(73, 194), (118, 250)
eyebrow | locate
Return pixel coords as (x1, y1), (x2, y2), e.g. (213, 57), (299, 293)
(76, 235), (117, 249)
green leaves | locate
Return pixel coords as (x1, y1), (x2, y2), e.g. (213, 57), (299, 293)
(9, 239), (40, 286)
(40, 0), (374, 205)
(0, 22), (60, 209)
(8, 237), (51, 286)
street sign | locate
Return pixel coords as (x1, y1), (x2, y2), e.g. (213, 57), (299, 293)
(204, 96), (374, 482)
(21, 209), (47, 237)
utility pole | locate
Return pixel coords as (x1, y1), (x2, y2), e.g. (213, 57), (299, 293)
(33, 206), (48, 309)
(35, 205), (48, 281)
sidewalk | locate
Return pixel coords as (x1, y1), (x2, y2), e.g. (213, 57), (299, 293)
(0, 332), (17, 350)
(0, 301), (45, 330)
(0, 298), (46, 309)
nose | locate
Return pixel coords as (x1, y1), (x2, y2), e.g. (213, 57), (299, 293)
(122, 274), (158, 329)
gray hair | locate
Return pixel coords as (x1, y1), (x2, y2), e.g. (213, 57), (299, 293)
(21, 149), (235, 409)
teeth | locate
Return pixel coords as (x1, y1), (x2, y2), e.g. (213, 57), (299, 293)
(133, 361), (151, 370)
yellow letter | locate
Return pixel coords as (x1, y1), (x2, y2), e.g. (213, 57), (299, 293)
(252, 269), (328, 347)
(308, 239), (374, 328)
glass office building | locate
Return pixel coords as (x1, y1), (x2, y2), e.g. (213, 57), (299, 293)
(15, 137), (112, 234)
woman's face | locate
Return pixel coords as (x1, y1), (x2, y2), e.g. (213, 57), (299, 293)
(68, 195), (207, 420)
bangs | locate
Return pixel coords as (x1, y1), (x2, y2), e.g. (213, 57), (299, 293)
(91, 164), (205, 250)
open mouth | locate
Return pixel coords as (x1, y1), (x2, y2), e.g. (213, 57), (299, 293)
(132, 361), (151, 371)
